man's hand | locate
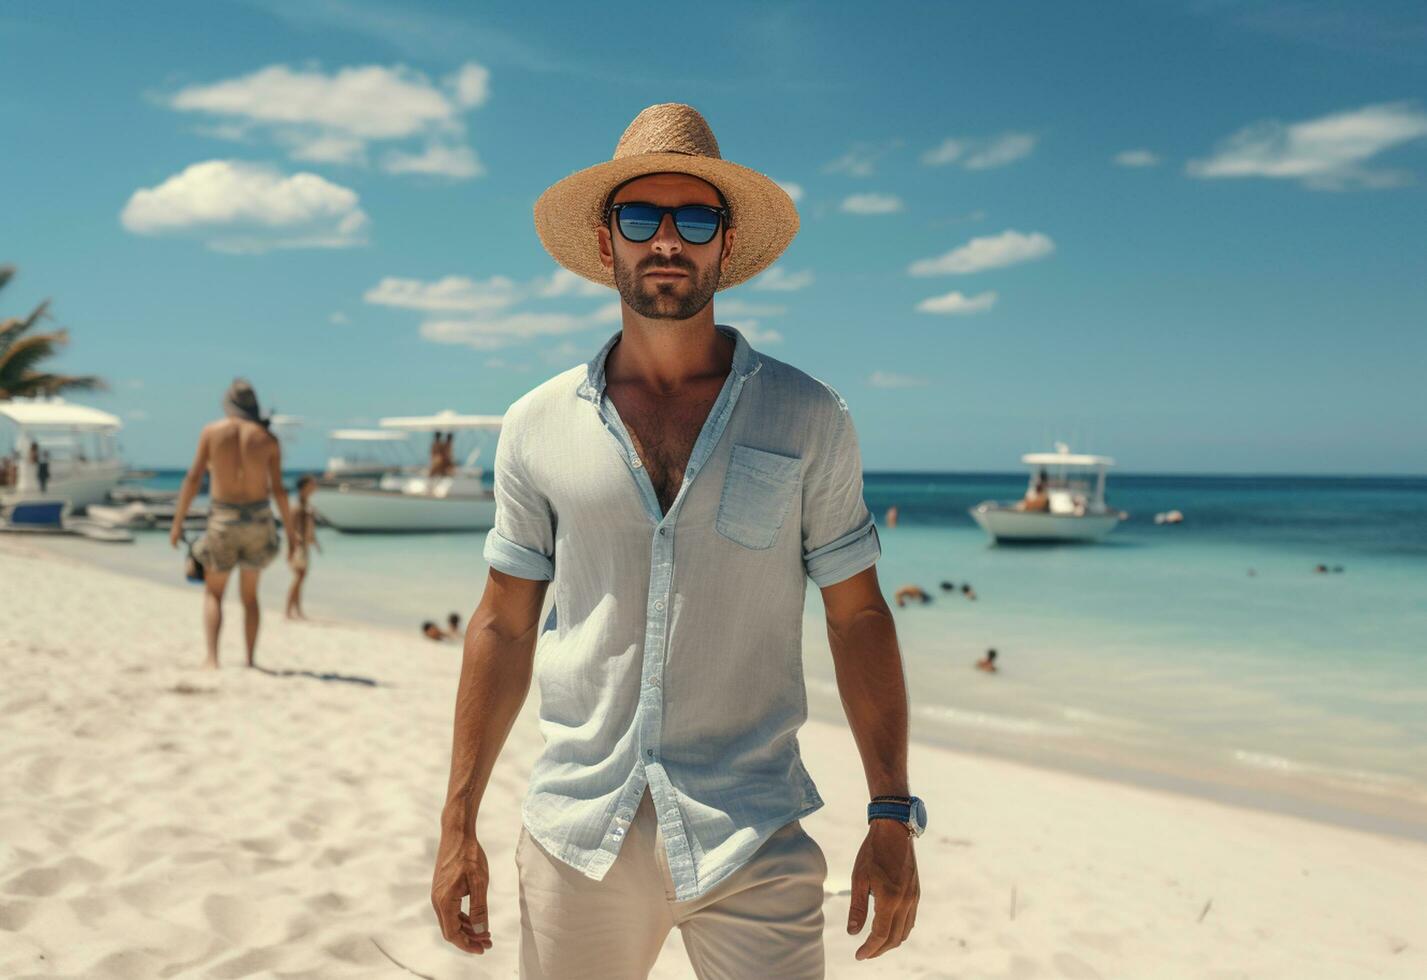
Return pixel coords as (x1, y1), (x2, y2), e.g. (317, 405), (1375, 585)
(169, 521), (183, 550)
(431, 829), (494, 954)
(847, 820), (920, 960)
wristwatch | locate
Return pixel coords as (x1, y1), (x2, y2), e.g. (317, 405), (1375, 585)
(867, 795), (926, 838)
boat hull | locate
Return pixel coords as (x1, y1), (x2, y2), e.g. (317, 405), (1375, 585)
(970, 504), (1121, 543)
(1, 460), (124, 511)
(312, 485), (496, 533)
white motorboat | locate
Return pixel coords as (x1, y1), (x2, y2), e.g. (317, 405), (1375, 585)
(0, 399), (126, 512)
(970, 444), (1126, 544)
(312, 411), (502, 533)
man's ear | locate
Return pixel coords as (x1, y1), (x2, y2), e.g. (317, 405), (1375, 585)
(597, 225), (614, 271)
(720, 226), (736, 274)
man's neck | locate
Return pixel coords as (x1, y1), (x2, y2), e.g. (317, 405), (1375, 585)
(607, 307), (731, 396)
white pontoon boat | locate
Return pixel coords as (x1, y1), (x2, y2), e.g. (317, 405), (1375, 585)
(0, 399), (125, 512)
(970, 444), (1125, 543)
(311, 411), (502, 533)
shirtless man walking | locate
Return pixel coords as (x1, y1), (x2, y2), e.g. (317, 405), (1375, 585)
(169, 379), (294, 669)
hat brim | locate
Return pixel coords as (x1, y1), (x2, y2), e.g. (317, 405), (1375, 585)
(533, 153), (799, 291)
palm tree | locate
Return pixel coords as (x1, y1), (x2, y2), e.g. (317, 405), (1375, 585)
(0, 265), (105, 400)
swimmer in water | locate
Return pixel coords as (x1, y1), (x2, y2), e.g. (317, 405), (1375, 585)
(976, 649), (998, 673)
(893, 584), (932, 608)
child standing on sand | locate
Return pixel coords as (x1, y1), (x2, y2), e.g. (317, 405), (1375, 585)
(286, 475), (321, 620)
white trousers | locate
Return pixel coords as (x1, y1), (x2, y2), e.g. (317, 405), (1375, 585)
(516, 786), (828, 979)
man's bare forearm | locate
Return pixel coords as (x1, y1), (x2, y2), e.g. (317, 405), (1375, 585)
(440, 610), (537, 836)
(827, 603), (910, 798)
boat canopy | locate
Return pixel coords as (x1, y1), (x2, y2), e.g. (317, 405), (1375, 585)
(1022, 451), (1114, 468)
(329, 428), (410, 442)
(379, 410), (503, 432)
(0, 399), (121, 432)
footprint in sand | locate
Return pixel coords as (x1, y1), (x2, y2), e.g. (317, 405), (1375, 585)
(0, 898), (38, 931)
(3, 856), (105, 897)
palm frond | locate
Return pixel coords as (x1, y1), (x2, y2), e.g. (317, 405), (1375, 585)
(0, 331), (69, 388)
(0, 266), (14, 293)
(0, 371), (107, 400)
(0, 299), (52, 355)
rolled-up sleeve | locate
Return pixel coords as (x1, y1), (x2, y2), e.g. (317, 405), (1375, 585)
(801, 389), (881, 587)
(482, 412), (555, 581)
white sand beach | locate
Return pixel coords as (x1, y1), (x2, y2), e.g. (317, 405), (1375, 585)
(1, 537), (1424, 979)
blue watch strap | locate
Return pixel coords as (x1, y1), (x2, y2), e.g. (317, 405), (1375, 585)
(868, 801), (912, 821)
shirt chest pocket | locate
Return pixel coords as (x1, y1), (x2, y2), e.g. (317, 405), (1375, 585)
(715, 444), (802, 550)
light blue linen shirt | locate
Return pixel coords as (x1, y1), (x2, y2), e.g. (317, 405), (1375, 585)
(483, 323), (881, 901)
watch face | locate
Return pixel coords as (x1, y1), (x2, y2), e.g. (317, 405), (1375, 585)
(911, 797), (927, 834)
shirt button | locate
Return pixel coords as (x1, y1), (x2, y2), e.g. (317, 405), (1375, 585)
(658, 527), (666, 535)
(646, 749), (655, 759)
(647, 675), (660, 687)
(631, 456), (643, 468)
(653, 599), (665, 611)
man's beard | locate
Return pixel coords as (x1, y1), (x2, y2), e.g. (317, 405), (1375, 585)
(612, 251), (721, 320)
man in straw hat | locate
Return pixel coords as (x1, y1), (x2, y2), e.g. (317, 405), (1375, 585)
(433, 103), (922, 976)
(169, 379), (295, 669)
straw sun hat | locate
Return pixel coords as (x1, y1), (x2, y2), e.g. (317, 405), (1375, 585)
(533, 103), (799, 291)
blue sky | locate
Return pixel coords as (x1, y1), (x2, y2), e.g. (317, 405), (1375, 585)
(3, 0), (1425, 473)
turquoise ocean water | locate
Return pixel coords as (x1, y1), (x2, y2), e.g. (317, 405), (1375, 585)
(39, 470), (1427, 840)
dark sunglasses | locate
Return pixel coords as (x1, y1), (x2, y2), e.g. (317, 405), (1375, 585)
(606, 202), (728, 245)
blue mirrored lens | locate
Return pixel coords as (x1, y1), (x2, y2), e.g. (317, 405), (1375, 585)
(616, 205), (663, 242)
(674, 207), (720, 244)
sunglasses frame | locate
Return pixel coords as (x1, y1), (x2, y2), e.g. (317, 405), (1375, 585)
(605, 202), (730, 246)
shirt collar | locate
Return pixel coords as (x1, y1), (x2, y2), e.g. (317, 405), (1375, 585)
(577, 322), (762, 403)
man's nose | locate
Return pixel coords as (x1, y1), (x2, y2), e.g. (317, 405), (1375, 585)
(649, 212), (683, 256)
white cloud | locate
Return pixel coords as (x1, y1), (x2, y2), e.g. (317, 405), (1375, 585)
(541, 339), (586, 365)
(965, 133), (1037, 170)
(589, 301), (622, 324)
(775, 180), (804, 202)
(119, 160), (368, 253)
(448, 63), (490, 108)
(363, 275), (519, 313)
(923, 132), (1036, 170)
(420, 309), (608, 350)
(1114, 149), (1161, 168)
(724, 320), (784, 345)
(369, 269), (616, 351)
(921, 139), (965, 167)
(329, 312), (350, 325)
(916, 290), (998, 315)
(908, 230), (1055, 276)
(868, 371), (927, 389)
(290, 132), (368, 165)
(536, 267), (611, 298)
(750, 265), (814, 291)
(839, 193), (904, 215)
(823, 143), (892, 177)
(381, 143), (484, 178)
(168, 61), (490, 179)
(1187, 102), (1427, 190)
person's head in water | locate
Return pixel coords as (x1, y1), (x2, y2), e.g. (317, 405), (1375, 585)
(448, 612), (460, 633)
(599, 172), (734, 322)
(297, 474), (317, 500)
(422, 620), (445, 641)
